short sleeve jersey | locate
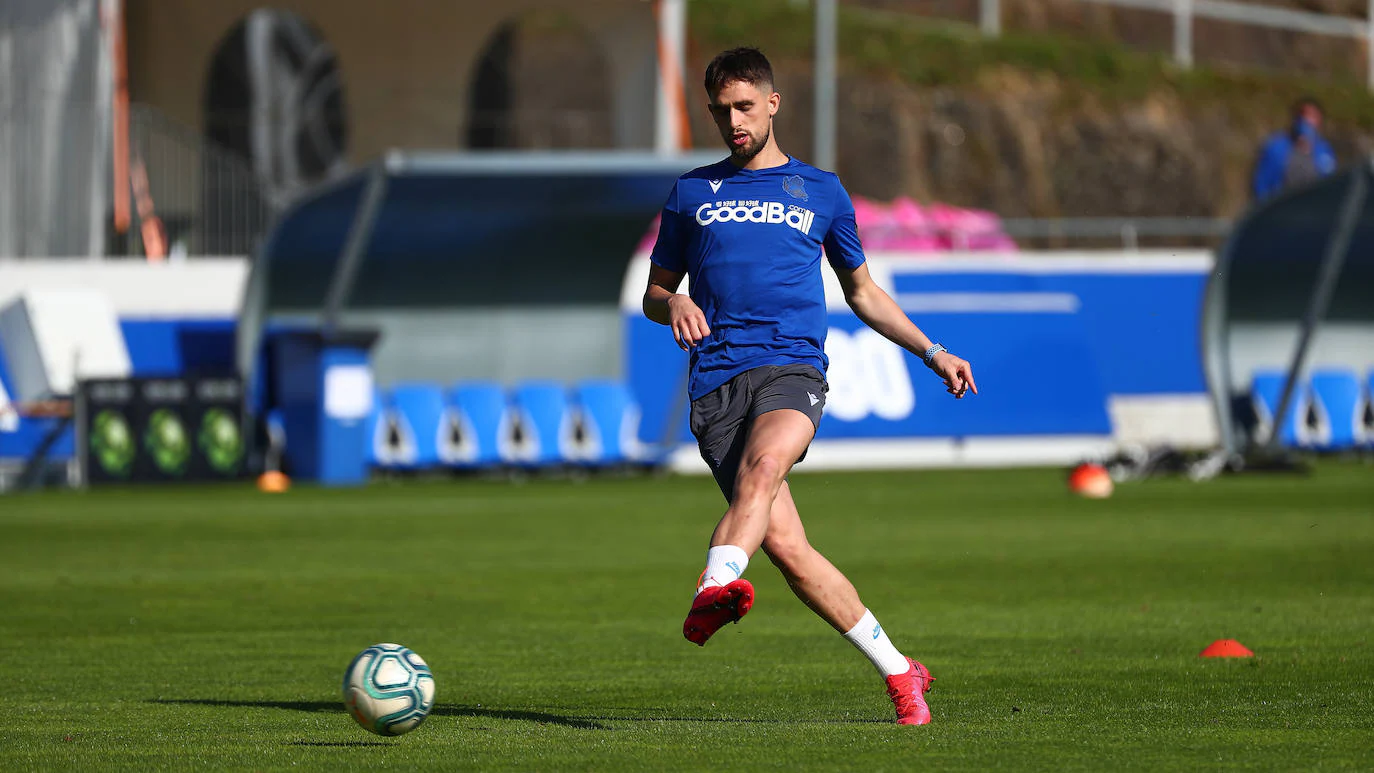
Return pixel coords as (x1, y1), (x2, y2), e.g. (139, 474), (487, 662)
(650, 157), (866, 401)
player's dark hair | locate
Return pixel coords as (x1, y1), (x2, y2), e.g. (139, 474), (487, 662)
(704, 47), (774, 95)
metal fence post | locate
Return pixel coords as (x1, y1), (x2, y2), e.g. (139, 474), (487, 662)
(981, 0), (1001, 37)
(814, 0), (837, 171)
(1174, 0), (1194, 69)
(1120, 222), (1138, 251)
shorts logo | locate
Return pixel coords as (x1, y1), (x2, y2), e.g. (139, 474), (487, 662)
(807, 392), (819, 406)
(695, 200), (815, 235)
(784, 175), (808, 201)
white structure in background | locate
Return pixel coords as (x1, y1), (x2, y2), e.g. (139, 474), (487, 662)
(0, 290), (131, 403)
(0, 0), (115, 256)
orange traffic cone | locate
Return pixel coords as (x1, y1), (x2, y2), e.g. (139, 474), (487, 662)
(257, 470), (290, 493)
(1200, 639), (1254, 658)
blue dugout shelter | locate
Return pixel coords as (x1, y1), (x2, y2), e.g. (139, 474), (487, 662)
(237, 151), (720, 477)
(238, 150), (720, 408)
(1203, 157), (1374, 455)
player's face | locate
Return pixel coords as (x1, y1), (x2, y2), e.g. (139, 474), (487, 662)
(708, 80), (779, 163)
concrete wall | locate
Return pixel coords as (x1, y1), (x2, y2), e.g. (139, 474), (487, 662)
(125, 0), (660, 161)
(0, 258), (246, 317)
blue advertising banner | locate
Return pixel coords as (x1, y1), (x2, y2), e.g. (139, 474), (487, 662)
(621, 252), (1211, 468)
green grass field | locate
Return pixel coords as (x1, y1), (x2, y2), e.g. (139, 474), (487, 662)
(2, 463), (1371, 771)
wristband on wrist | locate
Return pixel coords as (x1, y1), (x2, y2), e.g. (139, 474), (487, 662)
(922, 343), (947, 366)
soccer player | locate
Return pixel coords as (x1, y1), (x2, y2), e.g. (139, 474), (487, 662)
(642, 48), (978, 726)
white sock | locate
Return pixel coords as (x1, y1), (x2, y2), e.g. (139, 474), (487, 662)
(843, 609), (911, 677)
(696, 545), (749, 594)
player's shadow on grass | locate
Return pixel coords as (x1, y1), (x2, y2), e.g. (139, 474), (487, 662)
(150, 699), (608, 730)
(153, 699), (887, 727)
(290, 740), (393, 747)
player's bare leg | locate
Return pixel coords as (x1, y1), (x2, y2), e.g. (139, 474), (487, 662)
(684, 409), (814, 646)
(710, 409), (815, 552)
(761, 481), (935, 725)
(760, 481), (864, 631)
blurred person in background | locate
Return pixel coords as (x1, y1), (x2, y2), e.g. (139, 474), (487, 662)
(1252, 97), (1336, 201)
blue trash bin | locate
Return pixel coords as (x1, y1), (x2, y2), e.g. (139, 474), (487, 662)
(269, 329), (380, 486)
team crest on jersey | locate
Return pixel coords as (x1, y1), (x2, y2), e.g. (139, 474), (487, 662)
(783, 175), (808, 201)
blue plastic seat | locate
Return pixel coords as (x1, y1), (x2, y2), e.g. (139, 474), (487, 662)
(442, 381), (511, 469)
(571, 379), (642, 466)
(1250, 371), (1311, 448)
(1366, 372), (1374, 449)
(361, 388), (397, 469)
(509, 381), (576, 468)
(1308, 369), (1363, 450)
(387, 383), (446, 470)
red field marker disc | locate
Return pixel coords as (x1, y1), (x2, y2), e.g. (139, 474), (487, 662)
(1200, 639), (1255, 658)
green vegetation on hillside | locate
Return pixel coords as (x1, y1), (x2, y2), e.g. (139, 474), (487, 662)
(690, 0), (1374, 130)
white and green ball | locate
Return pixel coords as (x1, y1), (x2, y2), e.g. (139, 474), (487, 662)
(342, 643), (435, 736)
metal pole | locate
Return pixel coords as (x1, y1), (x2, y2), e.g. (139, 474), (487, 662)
(654, 0), (688, 154)
(1174, 0), (1194, 69)
(1267, 166), (1367, 450)
(322, 160), (390, 336)
(1200, 245), (1237, 455)
(1121, 222), (1138, 251)
(814, 0), (837, 171)
(981, 0), (1001, 37)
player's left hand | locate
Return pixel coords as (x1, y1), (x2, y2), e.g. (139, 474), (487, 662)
(929, 351), (978, 399)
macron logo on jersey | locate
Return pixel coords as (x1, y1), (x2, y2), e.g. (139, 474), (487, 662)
(709, 179), (723, 194)
(695, 200), (816, 236)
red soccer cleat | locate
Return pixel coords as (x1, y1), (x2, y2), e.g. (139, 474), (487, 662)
(885, 658), (935, 725)
(683, 579), (754, 646)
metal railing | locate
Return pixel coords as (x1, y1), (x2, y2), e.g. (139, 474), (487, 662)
(120, 103), (277, 259)
(998, 216), (1233, 249)
(975, 0), (1374, 87)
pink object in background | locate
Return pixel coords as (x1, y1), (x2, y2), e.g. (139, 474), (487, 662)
(635, 196), (1018, 256)
(849, 195), (889, 229)
(853, 196), (1017, 253)
(637, 213), (663, 255)
(882, 197), (945, 251)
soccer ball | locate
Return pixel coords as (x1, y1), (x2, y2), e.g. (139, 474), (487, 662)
(342, 643), (436, 736)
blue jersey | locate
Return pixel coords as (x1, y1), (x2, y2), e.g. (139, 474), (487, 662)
(650, 157), (867, 400)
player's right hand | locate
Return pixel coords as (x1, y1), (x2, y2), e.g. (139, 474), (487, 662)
(668, 294), (711, 351)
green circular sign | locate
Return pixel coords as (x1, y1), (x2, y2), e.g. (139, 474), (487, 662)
(144, 408), (190, 475)
(90, 409), (135, 477)
(198, 408), (243, 474)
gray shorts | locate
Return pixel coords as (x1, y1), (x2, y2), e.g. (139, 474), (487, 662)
(688, 364), (828, 502)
